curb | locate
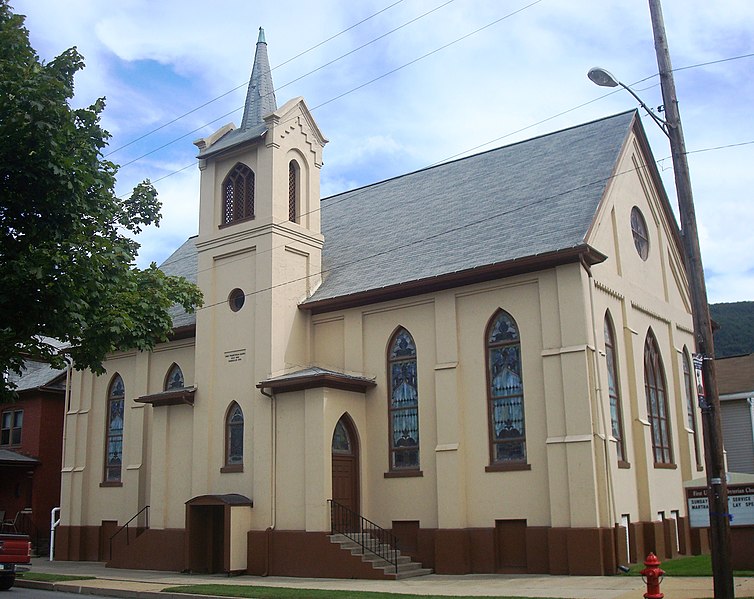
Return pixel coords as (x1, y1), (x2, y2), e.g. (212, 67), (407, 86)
(16, 579), (212, 599)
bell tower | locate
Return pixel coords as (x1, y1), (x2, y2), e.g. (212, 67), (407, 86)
(188, 29), (327, 509)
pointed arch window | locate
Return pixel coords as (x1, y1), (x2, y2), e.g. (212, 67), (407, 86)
(604, 313), (627, 465)
(164, 364), (185, 390)
(387, 328), (420, 472)
(486, 310), (527, 468)
(332, 419), (352, 454)
(223, 402), (244, 471)
(104, 374), (125, 483)
(288, 160), (300, 223)
(644, 332), (673, 465)
(683, 349), (702, 469)
(222, 163), (255, 225)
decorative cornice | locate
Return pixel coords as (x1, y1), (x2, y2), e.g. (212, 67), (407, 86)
(631, 301), (671, 324)
(594, 279), (624, 300)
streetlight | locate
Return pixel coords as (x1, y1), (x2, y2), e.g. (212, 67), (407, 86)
(588, 3), (734, 596)
(587, 68), (669, 135)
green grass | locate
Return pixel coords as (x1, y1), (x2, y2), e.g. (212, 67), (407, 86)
(164, 585), (556, 599)
(18, 572), (95, 582)
(626, 554), (754, 577)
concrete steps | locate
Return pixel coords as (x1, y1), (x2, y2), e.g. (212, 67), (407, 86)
(329, 533), (433, 580)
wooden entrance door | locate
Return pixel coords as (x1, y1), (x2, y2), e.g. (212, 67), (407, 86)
(331, 415), (359, 530)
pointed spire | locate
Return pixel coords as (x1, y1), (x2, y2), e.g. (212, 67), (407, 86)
(240, 27), (277, 131)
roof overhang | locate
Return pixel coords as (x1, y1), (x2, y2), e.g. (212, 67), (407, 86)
(0, 449), (40, 467)
(186, 493), (253, 507)
(168, 324), (196, 341)
(257, 369), (376, 394)
(135, 387), (196, 407)
(301, 244), (606, 315)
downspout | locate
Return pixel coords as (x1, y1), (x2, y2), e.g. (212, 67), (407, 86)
(259, 386), (276, 576)
(749, 398), (754, 458)
(584, 258), (618, 529)
(63, 356), (72, 411)
(51, 354), (73, 561)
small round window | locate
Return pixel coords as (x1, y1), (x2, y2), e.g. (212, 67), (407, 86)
(630, 207), (649, 261)
(228, 288), (245, 312)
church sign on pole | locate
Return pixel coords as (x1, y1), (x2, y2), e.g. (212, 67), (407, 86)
(686, 484), (754, 528)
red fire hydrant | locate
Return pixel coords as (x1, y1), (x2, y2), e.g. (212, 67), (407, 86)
(640, 552), (665, 599)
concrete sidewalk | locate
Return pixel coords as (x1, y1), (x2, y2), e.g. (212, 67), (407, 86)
(16, 557), (754, 598)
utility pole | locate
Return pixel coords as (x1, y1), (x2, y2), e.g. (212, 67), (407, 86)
(647, 1), (734, 597)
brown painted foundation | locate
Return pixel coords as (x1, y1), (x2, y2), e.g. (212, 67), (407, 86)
(56, 518), (703, 577)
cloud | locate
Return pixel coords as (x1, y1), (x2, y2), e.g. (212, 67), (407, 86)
(12, 0), (754, 302)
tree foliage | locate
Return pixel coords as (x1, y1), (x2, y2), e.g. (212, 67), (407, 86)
(0, 1), (202, 400)
(710, 301), (754, 358)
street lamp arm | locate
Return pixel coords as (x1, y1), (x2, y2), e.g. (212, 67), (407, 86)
(616, 81), (670, 137)
(587, 67), (669, 136)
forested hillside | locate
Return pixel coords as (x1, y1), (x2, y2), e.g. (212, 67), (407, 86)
(710, 301), (754, 358)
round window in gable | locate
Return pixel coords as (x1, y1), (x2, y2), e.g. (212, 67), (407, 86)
(630, 207), (649, 261)
(228, 288), (245, 312)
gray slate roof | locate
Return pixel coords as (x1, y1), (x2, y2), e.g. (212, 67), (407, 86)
(0, 448), (40, 466)
(304, 110), (635, 305)
(197, 29), (276, 159)
(7, 358), (66, 392)
(158, 235), (198, 329)
(162, 111), (637, 326)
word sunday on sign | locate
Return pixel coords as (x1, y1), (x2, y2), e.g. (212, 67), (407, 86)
(686, 484), (754, 528)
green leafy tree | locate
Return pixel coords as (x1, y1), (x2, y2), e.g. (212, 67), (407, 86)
(0, 1), (202, 400)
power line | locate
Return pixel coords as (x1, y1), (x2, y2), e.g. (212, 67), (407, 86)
(187, 159), (659, 314)
(105, 0), (407, 156)
(114, 0), (542, 171)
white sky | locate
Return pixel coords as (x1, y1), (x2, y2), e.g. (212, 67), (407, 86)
(13, 0), (754, 304)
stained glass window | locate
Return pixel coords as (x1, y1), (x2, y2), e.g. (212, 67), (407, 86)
(105, 375), (125, 482)
(631, 207), (649, 260)
(222, 163), (255, 224)
(604, 314), (626, 462)
(388, 328), (419, 470)
(226, 403), (244, 466)
(332, 420), (352, 454)
(644, 332), (673, 464)
(487, 310), (526, 464)
(683, 350), (702, 468)
(165, 364), (185, 390)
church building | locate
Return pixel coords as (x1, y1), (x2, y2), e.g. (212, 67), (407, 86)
(56, 30), (707, 578)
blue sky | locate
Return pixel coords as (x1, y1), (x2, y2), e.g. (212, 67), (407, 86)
(14, 0), (754, 303)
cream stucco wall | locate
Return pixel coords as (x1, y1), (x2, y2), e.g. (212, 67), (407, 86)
(60, 113), (699, 572)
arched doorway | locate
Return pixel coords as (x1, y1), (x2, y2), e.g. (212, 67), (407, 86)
(331, 415), (359, 529)
(185, 493), (252, 574)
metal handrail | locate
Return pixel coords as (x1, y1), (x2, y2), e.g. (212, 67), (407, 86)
(109, 505), (149, 560)
(328, 499), (399, 574)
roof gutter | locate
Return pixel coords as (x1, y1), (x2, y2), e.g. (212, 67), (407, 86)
(301, 245), (606, 315)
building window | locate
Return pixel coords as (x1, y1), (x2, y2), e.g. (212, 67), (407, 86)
(486, 310), (526, 465)
(104, 374), (125, 482)
(630, 206), (649, 260)
(222, 163), (255, 225)
(604, 313), (627, 464)
(225, 402), (244, 467)
(1, 409), (23, 446)
(683, 349), (702, 469)
(228, 288), (245, 312)
(288, 160), (299, 223)
(644, 332), (673, 465)
(165, 364), (185, 390)
(332, 419), (352, 454)
(388, 328), (419, 471)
